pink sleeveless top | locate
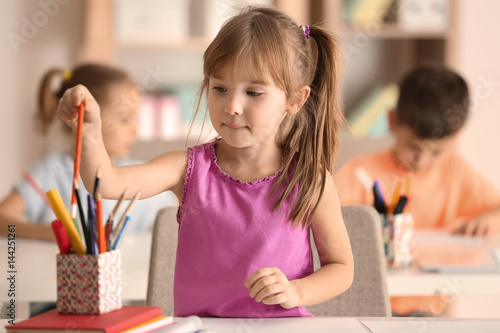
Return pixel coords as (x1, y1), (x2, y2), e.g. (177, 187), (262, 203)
(174, 139), (313, 317)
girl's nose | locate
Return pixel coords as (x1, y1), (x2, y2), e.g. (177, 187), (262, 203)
(224, 96), (243, 116)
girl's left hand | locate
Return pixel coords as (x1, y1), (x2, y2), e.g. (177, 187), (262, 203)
(244, 267), (299, 309)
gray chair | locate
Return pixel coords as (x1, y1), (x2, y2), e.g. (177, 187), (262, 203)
(146, 205), (390, 317)
(306, 205), (391, 317)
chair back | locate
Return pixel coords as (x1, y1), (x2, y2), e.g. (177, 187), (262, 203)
(306, 205), (391, 317)
(147, 205), (391, 317)
(146, 206), (178, 315)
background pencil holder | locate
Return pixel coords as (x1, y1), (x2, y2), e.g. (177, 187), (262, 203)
(380, 213), (414, 268)
(56, 250), (122, 314)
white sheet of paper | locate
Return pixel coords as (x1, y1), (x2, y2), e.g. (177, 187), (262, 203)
(362, 319), (500, 333)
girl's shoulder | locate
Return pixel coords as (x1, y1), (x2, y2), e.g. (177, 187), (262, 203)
(32, 151), (72, 172)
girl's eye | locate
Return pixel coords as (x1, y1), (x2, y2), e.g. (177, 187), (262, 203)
(247, 91), (262, 97)
(212, 86), (226, 93)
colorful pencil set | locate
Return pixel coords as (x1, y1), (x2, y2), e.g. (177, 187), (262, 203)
(46, 103), (140, 255)
(372, 174), (413, 216)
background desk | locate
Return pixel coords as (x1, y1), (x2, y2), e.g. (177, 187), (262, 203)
(1, 231), (499, 315)
(0, 233), (152, 303)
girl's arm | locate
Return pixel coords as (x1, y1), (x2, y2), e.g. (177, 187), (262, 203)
(245, 171), (354, 308)
(58, 85), (187, 200)
(0, 190), (54, 241)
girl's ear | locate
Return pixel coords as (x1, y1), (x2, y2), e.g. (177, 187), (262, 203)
(286, 86), (311, 115)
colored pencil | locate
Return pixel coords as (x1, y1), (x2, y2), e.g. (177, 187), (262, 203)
(46, 188), (86, 255)
(109, 187), (127, 222)
(404, 174), (413, 213)
(51, 220), (71, 254)
(95, 191), (106, 253)
(112, 190), (141, 241)
(23, 171), (51, 208)
(87, 194), (99, 255)
(73, 179), (88, 242)
(105, 220), (113, 252)
(93, 165), (101, 198)
(112, 215), (131, 250)
(387, 180), (402, 215)
(71, 102), (85, 218)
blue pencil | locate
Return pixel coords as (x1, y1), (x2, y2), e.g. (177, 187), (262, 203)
(112, 215), (131, 250)
(87, 194), (99, 255)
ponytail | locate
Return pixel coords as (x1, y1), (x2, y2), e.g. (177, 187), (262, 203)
(274, 26), (345, 228)
(36, 68), (64, 134)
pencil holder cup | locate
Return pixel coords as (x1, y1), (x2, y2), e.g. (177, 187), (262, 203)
(56, 250), (122, 314)
(380, 213), (415, 268)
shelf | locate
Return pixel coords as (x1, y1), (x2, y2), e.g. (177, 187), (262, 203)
(116, 37), (212, 52)
(340, 23), (450, 40)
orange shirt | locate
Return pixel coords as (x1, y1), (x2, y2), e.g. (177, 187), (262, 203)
(334, 149), (500, 230)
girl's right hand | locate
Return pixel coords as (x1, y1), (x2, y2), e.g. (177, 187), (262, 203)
(57, 84), (101, 130)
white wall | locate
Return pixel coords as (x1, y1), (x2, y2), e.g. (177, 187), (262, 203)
(455, 0), (500, 189)
(0, 0), (82, 197)
(2, 0), (500, 197)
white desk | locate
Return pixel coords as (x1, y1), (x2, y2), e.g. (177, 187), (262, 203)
(1, 316), (499, 333)
(195, 317), (500, 333)
(1, 231), (499, 302)
(387, 230), (500, 296)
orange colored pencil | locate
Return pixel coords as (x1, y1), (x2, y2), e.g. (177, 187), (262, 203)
(95, 191), (106, 253)
(71, 102), (85, 217)
(387, 180), (402, 215)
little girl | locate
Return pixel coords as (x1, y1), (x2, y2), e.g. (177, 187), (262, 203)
(0, 64), (175, 240)
(58, 7), (353, 318)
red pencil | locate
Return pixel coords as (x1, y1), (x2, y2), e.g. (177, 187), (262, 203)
(95, 191), (106, 253)
(71, 102), (85, 218)
(51, 220), (71, 254)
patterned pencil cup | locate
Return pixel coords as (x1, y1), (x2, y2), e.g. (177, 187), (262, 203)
(56, 250), (122, 314)
(380, 213), (415, 268)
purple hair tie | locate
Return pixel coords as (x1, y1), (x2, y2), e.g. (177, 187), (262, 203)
(300, 24), (310, 39)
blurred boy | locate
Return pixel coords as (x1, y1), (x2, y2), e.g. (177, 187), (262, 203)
(335, 66), (500, 236)
(335, 66), (500, 316)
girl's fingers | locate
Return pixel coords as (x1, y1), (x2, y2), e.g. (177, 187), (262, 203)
(254, 283), (282, 302)
(248, 274), (279, 298)
(57, 85), (99, 128)
(244, 267), (276, 289)
(262, 292), (286, 305)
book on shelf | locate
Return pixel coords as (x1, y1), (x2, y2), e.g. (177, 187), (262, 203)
(345, 0), (394, 25)
(347, 84), (399, 138)
(5, 306), (167, 333)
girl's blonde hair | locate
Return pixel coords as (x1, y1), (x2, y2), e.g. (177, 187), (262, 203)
(37, 64), (133, 134)
(196, 6), (345, 227)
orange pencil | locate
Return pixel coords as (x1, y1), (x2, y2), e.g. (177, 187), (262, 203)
(95, 191), (106, 253)
(387, 180), (402, 215)
(404, 173), (413, 213)
(71, 102), (85, 218)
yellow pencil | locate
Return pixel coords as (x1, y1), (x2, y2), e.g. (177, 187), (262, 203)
(46, 188), (87, 254)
